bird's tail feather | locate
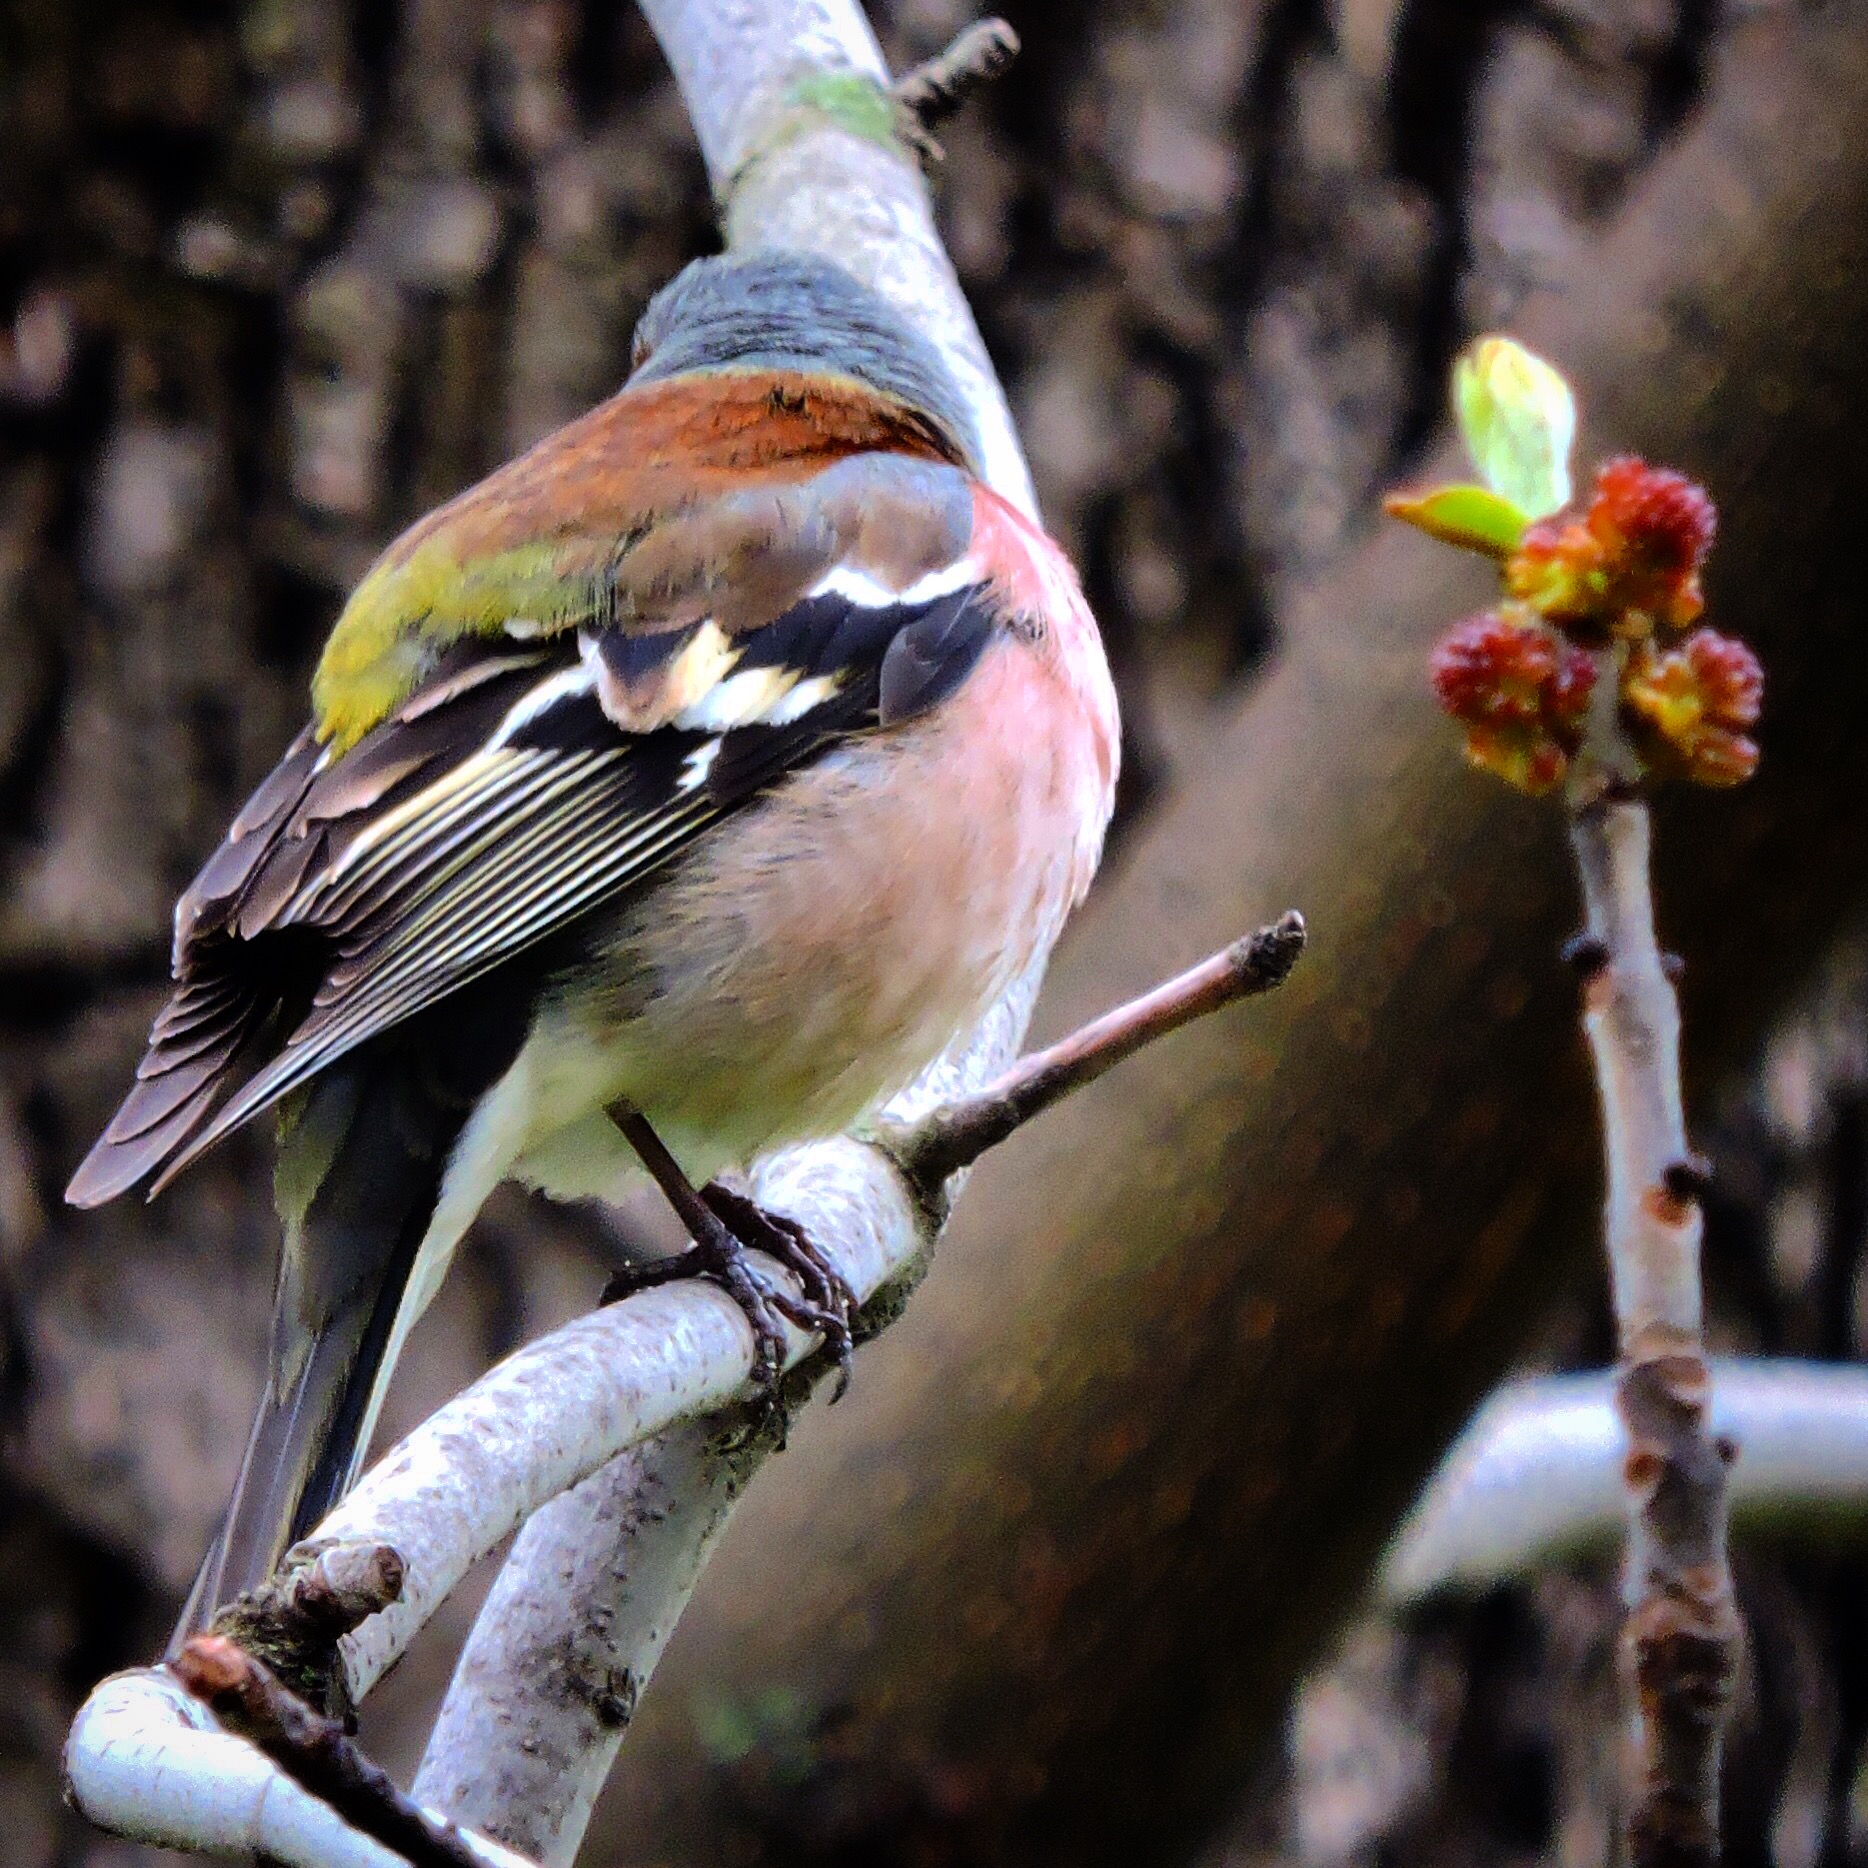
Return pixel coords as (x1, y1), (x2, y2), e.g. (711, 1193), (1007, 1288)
(173, 1162), (436, 1644)
(171, 990), (526, 1645)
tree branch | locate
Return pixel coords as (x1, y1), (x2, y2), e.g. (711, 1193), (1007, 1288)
(889, 911), (1306, 1194)
(406, 925), (1303, 1859)
(1380, 1358), (1868, 1604)
(67, 917), (1305, 1861)
(169, 1636), (501, 1868)
(639, 0), (1036, 515)
(63, 1669), (531, 1868)
(410, 1421), (764, 1863)
(1569, 794), (1741, 1868)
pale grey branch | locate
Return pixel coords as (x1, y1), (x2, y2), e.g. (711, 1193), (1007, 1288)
(1381, 1358), (1868, 1604)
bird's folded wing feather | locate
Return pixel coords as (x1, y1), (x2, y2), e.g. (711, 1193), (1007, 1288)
(67, 415), (1004, 1208)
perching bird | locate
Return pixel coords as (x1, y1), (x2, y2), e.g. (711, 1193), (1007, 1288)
(66, 249), (1118, 1636)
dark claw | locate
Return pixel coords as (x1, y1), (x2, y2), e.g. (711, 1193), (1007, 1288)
(702, 1223), (791, 1396)
(704, 1184), (858, 1402)
(600, 1189), (858, 1406)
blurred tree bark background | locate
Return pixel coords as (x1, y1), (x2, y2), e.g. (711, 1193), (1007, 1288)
(4, 1), (1868, 1866)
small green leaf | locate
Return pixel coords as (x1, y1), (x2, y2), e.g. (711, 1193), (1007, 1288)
(1453, 337), (1575, 519)
(1383, 482), (1530, 558)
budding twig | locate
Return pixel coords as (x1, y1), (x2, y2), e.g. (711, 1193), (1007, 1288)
(1569, 797), (1740, 1868)
(1392, 336), (1750, 1866)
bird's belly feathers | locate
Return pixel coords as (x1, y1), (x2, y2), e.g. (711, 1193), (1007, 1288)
(499, 636), (1112, 1203)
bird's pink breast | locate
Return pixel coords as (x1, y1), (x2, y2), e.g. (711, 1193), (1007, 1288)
(580, 613), (1118, 1168)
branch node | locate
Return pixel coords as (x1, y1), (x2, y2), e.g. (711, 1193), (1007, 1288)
(1561, 930), (1611, 979)
(208, 1539), (405, 1719)
(1661, 1155), (1714, 1205)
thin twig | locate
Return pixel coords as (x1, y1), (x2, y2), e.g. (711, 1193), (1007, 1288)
(170, 1636), (524, 1868)
(891, 17), (1019, 124)
(888, 18), (1019, 163)
(890, 912), (1307, 1194)
(1569, 794), (1740, 1868)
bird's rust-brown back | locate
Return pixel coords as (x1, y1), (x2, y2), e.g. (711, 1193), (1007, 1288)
(313, 369), (969, 750)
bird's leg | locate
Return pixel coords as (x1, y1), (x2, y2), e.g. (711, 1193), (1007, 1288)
(602, 1108), (789, 1392)
(602, 1106), (855, 1398)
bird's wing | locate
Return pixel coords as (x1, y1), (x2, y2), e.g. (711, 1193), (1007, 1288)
(67, 440), (1004, 1208)
(310, 369), (972, 750)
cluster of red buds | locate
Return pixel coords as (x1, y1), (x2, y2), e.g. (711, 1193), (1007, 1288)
(1389, 341), (1762, 797)
(1621, 627), (1764, 788)
(1506, 457), (1714, 639)
(1429, 610), (1595, 796)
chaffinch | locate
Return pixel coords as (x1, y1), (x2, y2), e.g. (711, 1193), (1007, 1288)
(66, 250), (1119, 1632)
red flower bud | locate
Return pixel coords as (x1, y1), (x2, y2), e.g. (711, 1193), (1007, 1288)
(1547, 641), (1599, 737)
(1504, 517), (1603, 632)
(1504, 456), (1717, 638)
(1430, 610), (1596, 794)
(1591, 456), (1716, 579)
(1621, 628), (1762, 786)
(1588, 456), (1715, 630)
(1431, 610), (1553, 724)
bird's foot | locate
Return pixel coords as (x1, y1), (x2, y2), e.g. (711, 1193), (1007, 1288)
(601, 1189), (856, 1405)
(702, 1183), (858, 1401)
